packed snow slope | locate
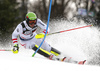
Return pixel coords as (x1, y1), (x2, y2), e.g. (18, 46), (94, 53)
(0, 50), (100, 71)
(0, 19), (100, 71)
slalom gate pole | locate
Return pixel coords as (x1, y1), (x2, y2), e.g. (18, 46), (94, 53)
(32, 0), (52, 57)
(48, 24), (93, 35)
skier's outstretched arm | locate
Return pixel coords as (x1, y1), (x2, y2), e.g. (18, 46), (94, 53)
(12, 24), (22, 54)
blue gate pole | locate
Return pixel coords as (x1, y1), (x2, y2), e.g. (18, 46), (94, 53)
(32, 0), (52, 57)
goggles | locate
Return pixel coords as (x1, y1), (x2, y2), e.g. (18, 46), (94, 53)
(29, 20), (36, 25)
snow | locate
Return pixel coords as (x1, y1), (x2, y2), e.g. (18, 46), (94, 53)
(0, 49), (100, 71)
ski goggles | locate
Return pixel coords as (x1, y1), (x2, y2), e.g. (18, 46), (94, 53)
(29, 20), (36, 25)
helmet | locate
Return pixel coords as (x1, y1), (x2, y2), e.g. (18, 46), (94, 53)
(26, 12), (37, 25)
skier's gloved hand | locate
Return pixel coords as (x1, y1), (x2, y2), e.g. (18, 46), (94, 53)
(35, 33), (48, 39)
(12, 44), (19, 54)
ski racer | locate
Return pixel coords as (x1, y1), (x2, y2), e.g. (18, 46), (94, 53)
(12, 12), (86, 64)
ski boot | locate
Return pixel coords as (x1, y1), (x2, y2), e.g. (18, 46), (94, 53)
(49, 54), (58, 60)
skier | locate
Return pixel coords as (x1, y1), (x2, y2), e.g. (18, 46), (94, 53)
(12, 12), (86, 64)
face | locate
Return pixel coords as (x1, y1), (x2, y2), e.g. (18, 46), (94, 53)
(28, 20), (36, 28)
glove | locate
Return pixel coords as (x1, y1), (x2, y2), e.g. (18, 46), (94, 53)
(12, 44), (19, 54)
(35, 33), (48, 39)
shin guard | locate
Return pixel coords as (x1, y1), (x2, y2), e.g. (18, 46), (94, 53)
(32, 45), (51, 58)
(50, 47), (61, 56)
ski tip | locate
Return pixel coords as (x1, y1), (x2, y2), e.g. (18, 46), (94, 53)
(83, 60), (86, 64)
(78, 60), (86, 65)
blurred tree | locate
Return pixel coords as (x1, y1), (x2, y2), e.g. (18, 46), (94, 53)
(28, 0), (71, 20)
(20, 0), (28, 20)
(51, 0), (70, 19)
(0, 0), (21, 35)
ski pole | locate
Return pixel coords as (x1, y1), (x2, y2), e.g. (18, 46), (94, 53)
(35, 24), (93, 39)
(48, 24), (93, 35)
(0, 49), (11, 51)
